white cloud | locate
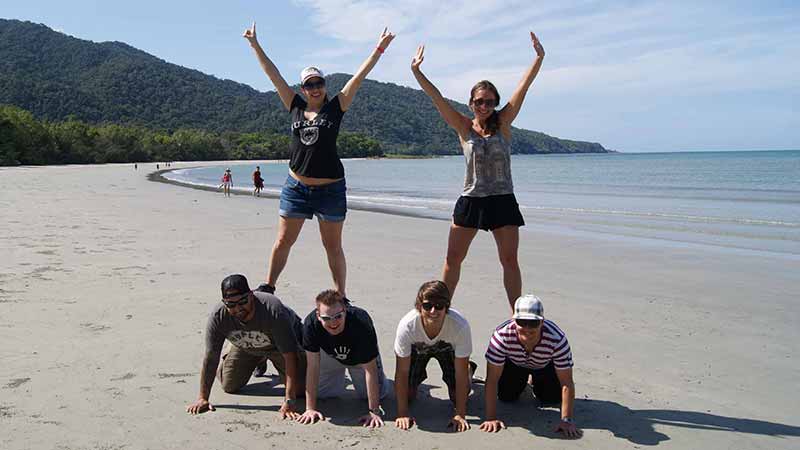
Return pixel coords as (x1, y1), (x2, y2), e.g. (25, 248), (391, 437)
(291, 0), (800, 150)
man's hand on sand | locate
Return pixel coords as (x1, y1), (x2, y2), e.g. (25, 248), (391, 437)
(359, 411), (384, 428)
(479, 419), (506, 432)
(448, 414), (470, 432)
(395, 416), (415, 430)
(186, 398), (215, 414)
(279, 401), (300, 420)
(297, 408), (324, 424)
(554, 420), (583, 438)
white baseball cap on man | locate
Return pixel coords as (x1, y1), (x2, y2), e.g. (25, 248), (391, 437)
(512, 294), (544, 321)
(300, 66), (325, 84)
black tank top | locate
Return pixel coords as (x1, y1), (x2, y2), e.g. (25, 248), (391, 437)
(289, 94), (345, 179)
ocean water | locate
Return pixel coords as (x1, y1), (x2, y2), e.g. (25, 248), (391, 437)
(163, 151), (800, 256)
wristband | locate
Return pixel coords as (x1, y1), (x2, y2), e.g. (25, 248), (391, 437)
(284, 398), (297, 407)
(561, 417), (574, 424)
(369, 406), (384, 416)
(376, 46), (384, 54)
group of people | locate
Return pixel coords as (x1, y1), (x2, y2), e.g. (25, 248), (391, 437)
(185, 22), (581, 438)
(187, 276), (578, 437)
(218, 166), (264, 198)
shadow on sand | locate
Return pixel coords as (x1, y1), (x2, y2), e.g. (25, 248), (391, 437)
(479, 381), (800, 445)
(212, 375), (800, 443)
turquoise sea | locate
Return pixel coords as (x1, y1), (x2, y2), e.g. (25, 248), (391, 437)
(163, 150), (800, 257)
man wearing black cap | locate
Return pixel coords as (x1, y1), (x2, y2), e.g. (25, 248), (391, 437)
(186, 274), (306, 419)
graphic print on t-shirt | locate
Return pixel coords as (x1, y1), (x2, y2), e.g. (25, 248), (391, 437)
(412, 340), (454, 358)
(300, 127), (319, 146)
(227, 330), (273, 349)
(333, 346), (351, 361)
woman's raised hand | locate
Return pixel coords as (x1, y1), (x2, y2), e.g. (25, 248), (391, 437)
(243, 22), (258, 45)
(411, 45), (425, 71)
(531, 31), (544, 58)
(377, 27), (396, 52)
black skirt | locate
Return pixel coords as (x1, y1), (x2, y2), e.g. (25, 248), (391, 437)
(453, 194), (525, 231)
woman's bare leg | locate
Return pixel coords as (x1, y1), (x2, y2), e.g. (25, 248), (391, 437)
(441, 223), (479, 300)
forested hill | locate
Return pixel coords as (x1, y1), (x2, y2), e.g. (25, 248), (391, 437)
(0, 19), (609, 155)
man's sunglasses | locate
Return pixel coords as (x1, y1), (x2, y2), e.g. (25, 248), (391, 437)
(515, 319), (542, 329)
(302, 80), (326, 90)
(318, 310), (346, 322)
(472, 98), (497, 108)
(421, 302), (447, 312)
(221, 292), (250, 308)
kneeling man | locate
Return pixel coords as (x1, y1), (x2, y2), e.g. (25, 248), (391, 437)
(481, 294), (581, 438)
(186, 274), (306, 419)
(394, 280), (473, 431)
(298, 290), (389, 428)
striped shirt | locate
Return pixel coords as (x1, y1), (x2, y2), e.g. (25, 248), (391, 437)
(485, 319), (573, 370)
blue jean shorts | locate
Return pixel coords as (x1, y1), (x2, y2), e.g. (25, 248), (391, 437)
(279, 175), (347, 222)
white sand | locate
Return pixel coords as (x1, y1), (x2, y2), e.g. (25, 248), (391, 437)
(1, 162), (798, 449)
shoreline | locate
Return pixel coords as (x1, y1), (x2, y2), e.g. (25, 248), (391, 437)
(151, 166), (800, 260)
(150, 168), (452, 223)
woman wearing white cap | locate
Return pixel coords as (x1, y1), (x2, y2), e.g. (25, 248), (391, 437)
(481, 294), (581, 438)
(243, 22), (395, 298)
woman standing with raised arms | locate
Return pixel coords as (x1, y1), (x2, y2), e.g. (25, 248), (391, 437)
(243, 22), (395, 297)
(411, 32), (545, 310)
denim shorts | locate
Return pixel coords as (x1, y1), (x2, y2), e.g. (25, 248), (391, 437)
(279, 175), (347, 222)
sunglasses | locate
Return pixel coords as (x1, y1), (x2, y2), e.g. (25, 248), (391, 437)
(302, 80), (326, 90)
(222, 292), (250, 308)
(515, 319), (542, 329)
(318, 310), (346, 322)
(472, 98), (497, 108)
(421, 302), (447, 312)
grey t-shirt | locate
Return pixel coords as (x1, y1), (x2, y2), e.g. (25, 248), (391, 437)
(203, 292), (303, 379)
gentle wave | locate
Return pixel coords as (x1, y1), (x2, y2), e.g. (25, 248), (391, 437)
(163, 171), (799, 228)
(519, 205), (800, 227)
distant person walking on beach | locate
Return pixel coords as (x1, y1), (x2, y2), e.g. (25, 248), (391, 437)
(480, 294), (581, 438)
(253, 166), (264, 197)
(298, 290), (389, 428)
(393, 281), (473, 432)
(411, 32), (545, 309)
(186, 274), (307, 419)
(221, 168), (233, 197)
(243, 21), (394, 297)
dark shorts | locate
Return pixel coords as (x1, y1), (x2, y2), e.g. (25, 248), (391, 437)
(497, 360), (562, 404)
(453, 194), (525, 231)
(279, 175), (346, 222)
(408, 342), (457, 392)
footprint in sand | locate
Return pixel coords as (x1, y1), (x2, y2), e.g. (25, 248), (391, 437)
(110, 373), (136, 382)
(80, 323), (111, 333)
(4, 378), (30, 389)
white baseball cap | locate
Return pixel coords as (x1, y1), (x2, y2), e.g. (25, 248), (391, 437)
(300, 66), (325, 84)
(512, 294), (544, 321)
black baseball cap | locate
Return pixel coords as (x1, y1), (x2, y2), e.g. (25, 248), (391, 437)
(221, 274), (250, 298)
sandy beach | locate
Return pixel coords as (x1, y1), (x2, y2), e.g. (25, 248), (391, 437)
(1, 162), (798, 450)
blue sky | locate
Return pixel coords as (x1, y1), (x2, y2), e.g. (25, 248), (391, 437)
(4, 1), (799, 152)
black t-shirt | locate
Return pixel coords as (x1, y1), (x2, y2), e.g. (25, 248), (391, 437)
(302, 305), (379, 366)
(289, 94), (346, 179)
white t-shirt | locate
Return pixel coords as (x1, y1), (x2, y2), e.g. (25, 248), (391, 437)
(394, 308), (472, 359)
